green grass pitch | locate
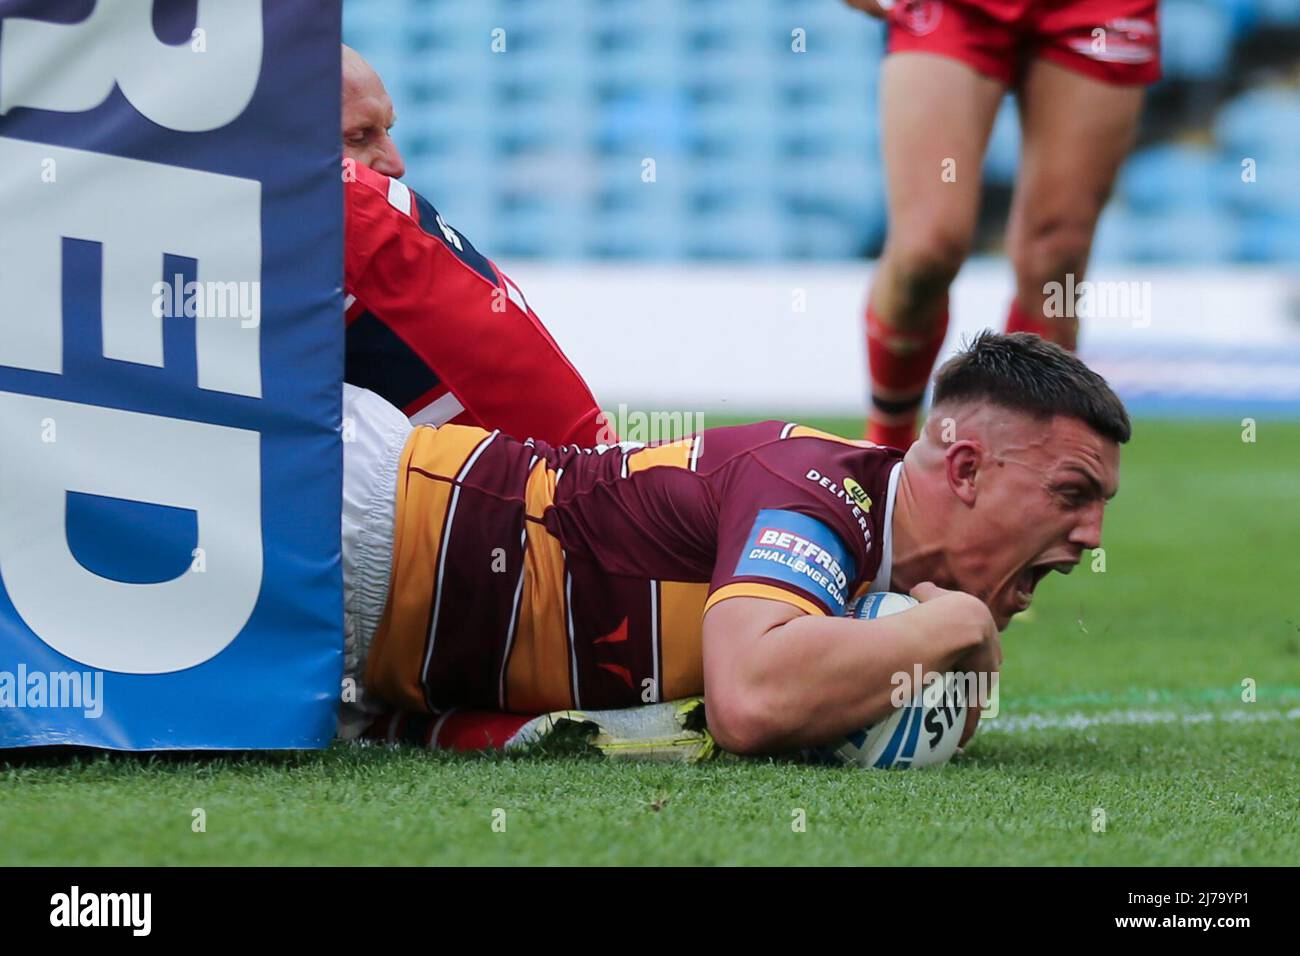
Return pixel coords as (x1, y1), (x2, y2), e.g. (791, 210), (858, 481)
(3, 418), (1298, 866)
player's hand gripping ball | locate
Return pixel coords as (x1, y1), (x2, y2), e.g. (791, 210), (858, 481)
(816, 592), (967, 769)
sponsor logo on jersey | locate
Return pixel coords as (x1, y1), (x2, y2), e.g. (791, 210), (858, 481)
(735, 510), (855, 611)
(804, 469), (873, 550)
(411, 190), (499, 285)
(434, 212), (464, 252)
(896, 0), (943, 38)
(843, 476), (872, 512)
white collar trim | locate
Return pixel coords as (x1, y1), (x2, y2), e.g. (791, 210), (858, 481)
(869, 462), (903, 594)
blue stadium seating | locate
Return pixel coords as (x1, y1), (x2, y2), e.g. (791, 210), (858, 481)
(1256, 0), (1300, 27)
(344, 0), (1299, 263)
(1118, 144), (1223, 213)
(1161, 0), (1233, 80)
(1213, 88), (1300, 161)
(1239, 212), (1300, 262)
(983, 98), (1021, 185)
(1093, 206), (1243, 263)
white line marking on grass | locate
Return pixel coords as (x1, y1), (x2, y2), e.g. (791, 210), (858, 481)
(983, 707), (1300, 734)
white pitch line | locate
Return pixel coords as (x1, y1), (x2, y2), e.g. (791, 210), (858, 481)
(981, 706), (1300, 734)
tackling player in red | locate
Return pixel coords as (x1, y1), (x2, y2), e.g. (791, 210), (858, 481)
(844, 0), (1158, 449)
(340, 45), (606, 447)
(338, 332), (1128, 754)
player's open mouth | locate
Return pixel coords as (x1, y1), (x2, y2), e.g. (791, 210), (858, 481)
(1013, 561), (1075, 611)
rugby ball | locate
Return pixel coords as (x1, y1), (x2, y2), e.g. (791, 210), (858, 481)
(815, 592), (967, 769)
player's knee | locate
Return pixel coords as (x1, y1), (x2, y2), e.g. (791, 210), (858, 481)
(1012, 215), (1094, 291)
(883, 229), (970, 313)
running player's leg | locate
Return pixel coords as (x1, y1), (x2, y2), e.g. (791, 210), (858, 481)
(1003, 61), (1148, 349)
(866, 52), (1005, 448)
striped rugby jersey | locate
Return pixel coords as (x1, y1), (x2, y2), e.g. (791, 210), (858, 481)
(365, 421), (904, 715)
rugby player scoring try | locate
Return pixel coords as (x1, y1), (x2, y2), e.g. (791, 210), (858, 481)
(340, 333), (1128, 753)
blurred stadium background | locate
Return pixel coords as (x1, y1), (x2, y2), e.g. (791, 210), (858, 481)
(342, 0), (1300, 418)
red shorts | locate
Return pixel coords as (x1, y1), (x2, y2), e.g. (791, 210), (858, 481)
(886, 0), (1161, 87)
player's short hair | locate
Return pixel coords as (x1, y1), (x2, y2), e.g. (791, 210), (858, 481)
(933, 331), (1131, 444)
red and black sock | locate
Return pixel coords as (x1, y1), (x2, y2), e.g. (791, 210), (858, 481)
(1006, 298), (1077, 350)
(864, 300), (949, 449)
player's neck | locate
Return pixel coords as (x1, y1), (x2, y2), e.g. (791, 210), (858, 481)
(889, 462), (953, 592)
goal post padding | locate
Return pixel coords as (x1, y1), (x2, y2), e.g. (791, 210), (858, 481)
(0, 0), (344, 748)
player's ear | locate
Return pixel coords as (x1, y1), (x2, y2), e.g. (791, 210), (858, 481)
(944, 440), (982, 507)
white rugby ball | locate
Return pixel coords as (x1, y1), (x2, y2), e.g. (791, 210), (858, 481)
(816, 592), (967, 769)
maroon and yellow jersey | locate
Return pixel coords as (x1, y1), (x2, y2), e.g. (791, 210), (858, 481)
(366, 422), (904, 715)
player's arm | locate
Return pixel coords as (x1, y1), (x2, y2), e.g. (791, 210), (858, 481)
(344, 163), (605, 445)
(701, 583), (998, 754)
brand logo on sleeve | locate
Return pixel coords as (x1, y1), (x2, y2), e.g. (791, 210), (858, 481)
(735, 509), (855, 611)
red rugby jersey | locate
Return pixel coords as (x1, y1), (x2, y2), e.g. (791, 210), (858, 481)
(343, 161), (606, 446)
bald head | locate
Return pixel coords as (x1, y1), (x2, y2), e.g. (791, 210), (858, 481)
(342, 44), (366, 83)
(342, 44), (405, 178)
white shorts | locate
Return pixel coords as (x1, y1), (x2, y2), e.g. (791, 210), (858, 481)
(338, 384), (411, 738)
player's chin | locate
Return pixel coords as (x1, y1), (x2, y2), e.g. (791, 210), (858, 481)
(994, 585), (1028, 630)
